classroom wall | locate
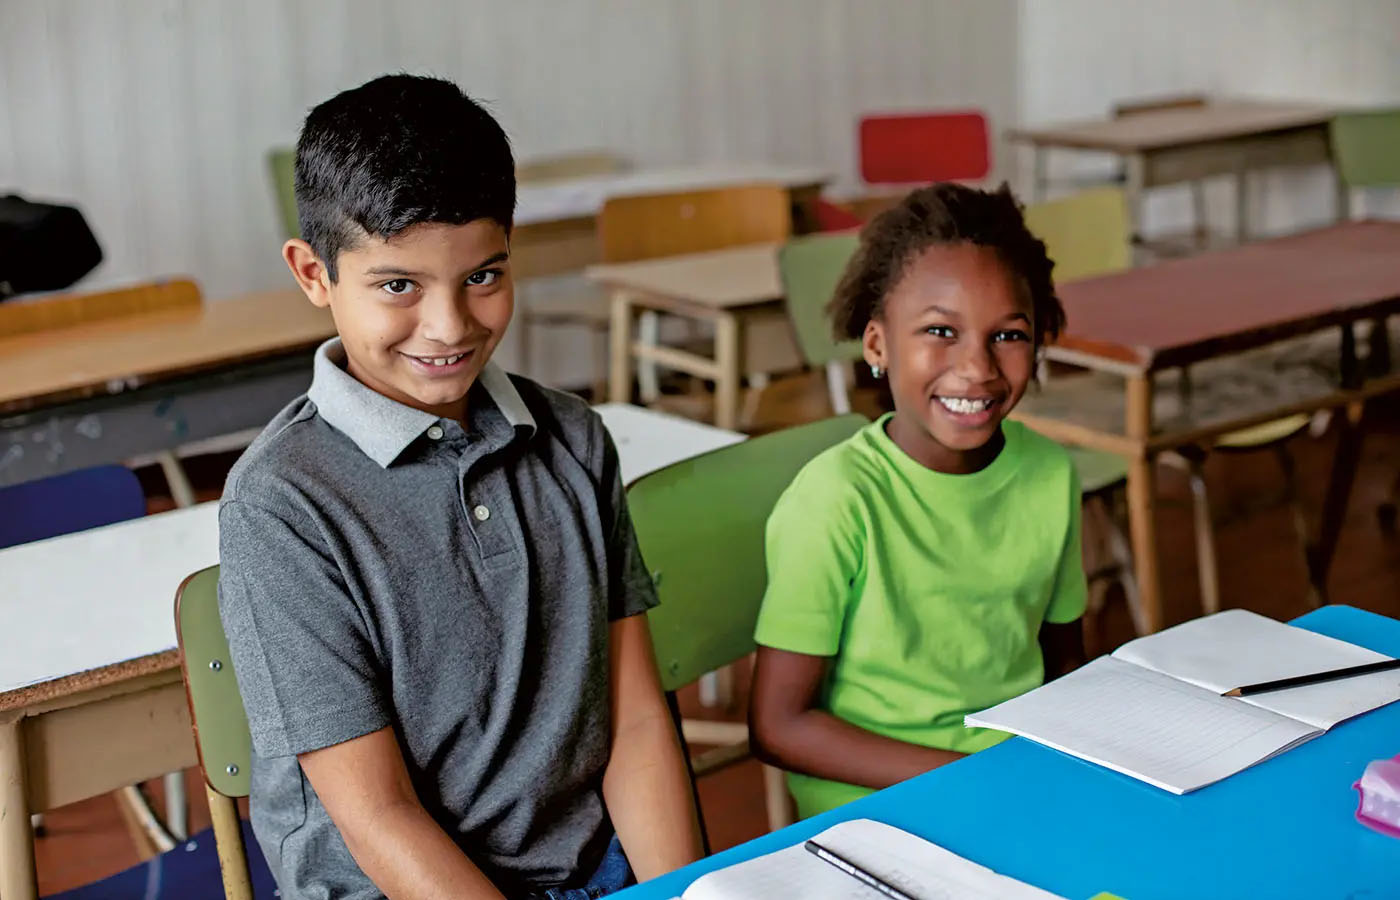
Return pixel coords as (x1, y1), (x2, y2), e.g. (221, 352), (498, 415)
(1017, 0), (1400, 235)
(0, 0), (1019, 377)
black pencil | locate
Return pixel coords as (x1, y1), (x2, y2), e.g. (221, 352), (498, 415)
(1223, 658), (1400, 697)
(803, 839), (921, 900)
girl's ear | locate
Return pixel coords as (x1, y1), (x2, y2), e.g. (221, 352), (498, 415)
(862, 318), (885, 371)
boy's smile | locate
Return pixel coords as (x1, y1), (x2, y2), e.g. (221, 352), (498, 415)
(287, 219), (513, 422)
(865, 243), (1035, 474)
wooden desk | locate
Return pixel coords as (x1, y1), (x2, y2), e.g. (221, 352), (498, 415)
(1009, 100), (1340, 249)
(0, 404), (740, 900)
(0, 289), (335, 487)
(1016, 221), (1400, 632)
(511, 164), (829, 279)
(591, 244), (804, 430)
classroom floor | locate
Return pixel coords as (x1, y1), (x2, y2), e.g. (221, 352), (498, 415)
(32, 371), (1400, 895)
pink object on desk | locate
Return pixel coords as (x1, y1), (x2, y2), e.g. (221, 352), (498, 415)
(1354, 754), (1400, 839)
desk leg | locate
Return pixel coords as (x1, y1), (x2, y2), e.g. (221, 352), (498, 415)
(608, 291), (634, 405)
(1234, 164), (1249, 245)
(0, 712), (38, 900)
(714, 313), (739, 431)
(1124, 154), (1146, 266)
(1307, 400), (1366, 606)
(1032, 146), (1048, 202)
(1124, 375), (1163, 633)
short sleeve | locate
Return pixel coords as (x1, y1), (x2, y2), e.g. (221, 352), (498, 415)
(753, 464), (865, 657)
(595, 423), (659, 621)
(1045, 465), (1088, 624)
(217, 499), (390, 758)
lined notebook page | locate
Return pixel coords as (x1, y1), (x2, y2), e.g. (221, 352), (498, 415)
(965, 657), (1316, 794)
(680, 819), (1062, 900)
(1112, 609), (1400, 730)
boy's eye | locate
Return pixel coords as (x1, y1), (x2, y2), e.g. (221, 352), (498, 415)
(467, 269), (501, 286)
(382, 279), (415, 295)
(925, 325), (955, 339)
(993, 329), (1031, 343)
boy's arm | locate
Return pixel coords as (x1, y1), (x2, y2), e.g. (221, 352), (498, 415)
(749, 646), (964, 791)
(298, 727), (505, 900)
(601, 613), (705, 881)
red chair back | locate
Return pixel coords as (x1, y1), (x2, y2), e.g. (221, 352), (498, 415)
(858, 111), (991, 184)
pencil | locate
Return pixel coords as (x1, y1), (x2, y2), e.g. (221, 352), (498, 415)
(1223, 658), (1400, 697)
(803, 839), (921, 900)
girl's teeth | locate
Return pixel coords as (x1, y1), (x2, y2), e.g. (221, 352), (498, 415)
(939, 397), (992, 414)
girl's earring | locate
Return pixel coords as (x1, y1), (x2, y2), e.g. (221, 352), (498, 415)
(870, 363), (884, 379)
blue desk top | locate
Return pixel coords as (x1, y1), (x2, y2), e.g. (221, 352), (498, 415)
(620, 606), (1400, 900)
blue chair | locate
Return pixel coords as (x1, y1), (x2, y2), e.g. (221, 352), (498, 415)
(46, 824), (278, 900)
(0, 465), (146, 548)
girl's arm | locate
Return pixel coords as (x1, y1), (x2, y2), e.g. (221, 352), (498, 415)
(1039, 619), (1086, 679)
(602, 613), (705, 881)
(749, 646), (964, 791)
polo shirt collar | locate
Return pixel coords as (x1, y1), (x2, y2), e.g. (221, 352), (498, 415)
(307, 338), (536, 467)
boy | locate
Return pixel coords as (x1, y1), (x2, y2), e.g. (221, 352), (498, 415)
(218, 74), (703, 900)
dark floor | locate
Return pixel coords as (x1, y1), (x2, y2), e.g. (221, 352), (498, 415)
(33, 372), (1400, 894)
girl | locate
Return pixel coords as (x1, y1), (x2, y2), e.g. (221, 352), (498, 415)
(749, 182), (1086, 818)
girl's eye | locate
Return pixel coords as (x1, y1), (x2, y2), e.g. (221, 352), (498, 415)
(993, 329), (1031, 343)
(382, 279), (415, 295)
(467, 269), (501, 286)
(925, 325), (955, 339)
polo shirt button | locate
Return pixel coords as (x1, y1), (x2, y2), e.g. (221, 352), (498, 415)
(426, 425), (444, 440)
(473, 504), (490, 521)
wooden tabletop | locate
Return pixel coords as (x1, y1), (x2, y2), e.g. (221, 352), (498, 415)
(586, 244), (782, 309)
(1054, 220), (1400, 371)
(1007, 100), (1335, 153)
(0, 288), (335, 414)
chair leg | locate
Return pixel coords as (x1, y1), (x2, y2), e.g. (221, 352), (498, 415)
(1185, 455), (1223, 615)
(115, 785), (176, 858)
(1106, 489), (1144, 635)
(825, 361), (851, 415)
(761, 764), (796, 832)
(638, 311), (661, 403)
(1272, 444), (1319, 609)
(207, 786), (254, 900)
(1380, 467), (1400, 533)
(156, 450), (197, 509)
(1190, 180), (1209, 244)
(740, 372), (769, 429)
(592, 324), (611, 402)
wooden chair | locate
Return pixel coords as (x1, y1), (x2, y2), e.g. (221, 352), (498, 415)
(267, 148), (298, 240)
(775, 232), (863, 414)
(175, 566), (257, 900)
(628, 414), (868, 834)
(1026, 187), (1313, 614)
(599, 184), (796, 409)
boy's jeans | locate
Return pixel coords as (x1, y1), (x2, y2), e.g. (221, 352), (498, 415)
(524, 834), (635, 900)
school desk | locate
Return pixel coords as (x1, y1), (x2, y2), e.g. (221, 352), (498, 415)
(1013, 220), (1400, 634)
(0, 403), (741, 900)
(590, 244), (806, 431)
(1008, 100), (1340, 251)
(0, 287), (334, 489)
(510, 164), (829, 279)
(618, 604), (1400, 900)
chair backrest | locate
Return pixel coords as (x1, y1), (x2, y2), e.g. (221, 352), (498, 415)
(0, 278), (201, 339)
(0, 465), (146, 548)
(1023, 187), (1132, 283)
(858, 111), (991, 185)
(517, 151), (629, 183)
(629, 414), (868, 692)
(268, 147), (299, 240)
(777, 232), (863, 367)
(175, 565), (252, 799)
(598, 184), (792, 264)
(1330, 109), (1400, 188)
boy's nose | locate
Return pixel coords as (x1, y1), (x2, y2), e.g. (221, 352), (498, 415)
(420, 290), (472, 346)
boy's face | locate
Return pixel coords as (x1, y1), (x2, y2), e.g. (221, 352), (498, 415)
(863, 242), (1035, 472)
(287, 220), (513, 421)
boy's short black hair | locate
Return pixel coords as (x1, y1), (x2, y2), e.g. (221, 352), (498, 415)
(828, 182), (1065, 348)
(294, 73), (515, 281)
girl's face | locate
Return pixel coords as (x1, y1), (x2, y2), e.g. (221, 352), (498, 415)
(863, 242), (1036, 474)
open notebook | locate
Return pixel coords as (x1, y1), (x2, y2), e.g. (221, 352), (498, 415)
(671, 819), (1062, 900)
(966, 609), (1400, 794)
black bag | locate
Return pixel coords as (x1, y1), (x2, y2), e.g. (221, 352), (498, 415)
(0, 194), (104, 300)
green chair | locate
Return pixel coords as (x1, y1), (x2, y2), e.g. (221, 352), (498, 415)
(776, 232), (864, 414)
(175, 565), (256, 900)
(1027, 187), (1313, 615)
(1064, 445), (1142, 638)
(268, 148), (298, 240)
(628, 413), (868, 833)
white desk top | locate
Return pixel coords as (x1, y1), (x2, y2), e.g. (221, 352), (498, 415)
(0, 404), (742, 696)
(515, 163), (829, 226)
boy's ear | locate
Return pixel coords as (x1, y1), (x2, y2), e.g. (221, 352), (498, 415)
(862, 319), (886, 370)
(283, 239), (333, 308)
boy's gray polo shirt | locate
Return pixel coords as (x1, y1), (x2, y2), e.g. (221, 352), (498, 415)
(217, 338), (658, 899)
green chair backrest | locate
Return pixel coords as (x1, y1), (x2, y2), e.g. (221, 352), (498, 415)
(175, 565), (252, 798)
(629, 414), (868, 693)
(777, 232), (864, 367)
(1023, 187), (1131, 282)
(268, 148), (299, 240)
(1330, 109), (1400, 188)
